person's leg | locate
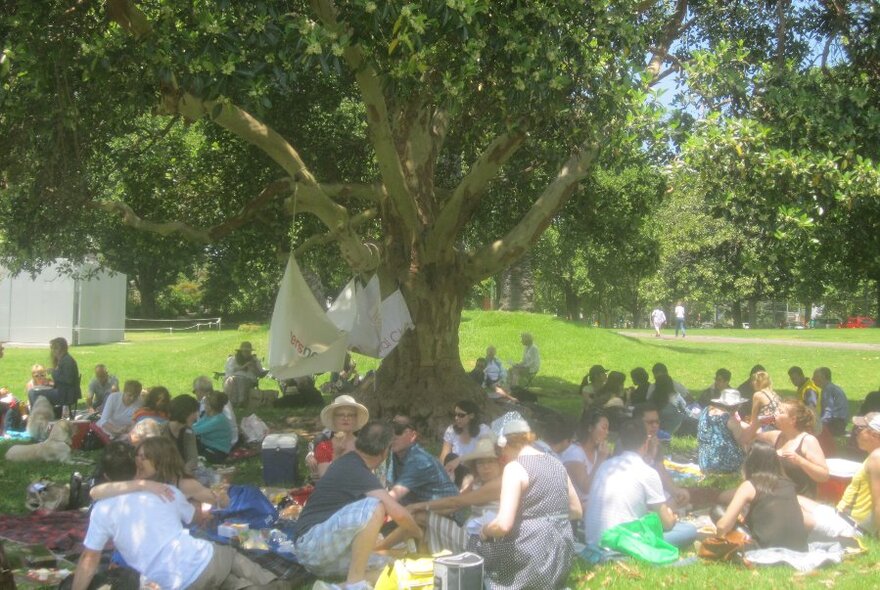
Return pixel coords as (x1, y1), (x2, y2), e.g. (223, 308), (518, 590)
(681, 319), (686, 337)
(662, 521), (698, 548)
(346, 502), (386, 584)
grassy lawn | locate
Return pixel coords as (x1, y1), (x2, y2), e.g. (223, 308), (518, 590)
(1, 311), (878, 588)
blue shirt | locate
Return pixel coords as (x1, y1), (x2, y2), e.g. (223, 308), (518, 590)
(390, 443), (458, 504)
(821, 382), (849, 422)
(192, 413), (233, 453)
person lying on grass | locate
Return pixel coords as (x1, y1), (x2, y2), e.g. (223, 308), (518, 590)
(72, 442), (281, 590)
(90, 436), (229, 513)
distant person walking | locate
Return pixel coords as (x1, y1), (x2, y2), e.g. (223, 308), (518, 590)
(674, 301), (686, 338)
(650, 307), (666, 338)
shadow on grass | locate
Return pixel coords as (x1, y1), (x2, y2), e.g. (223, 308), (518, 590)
(530, 375), (581, 397)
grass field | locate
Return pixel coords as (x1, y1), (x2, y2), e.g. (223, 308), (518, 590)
(1, 311), (879, 589)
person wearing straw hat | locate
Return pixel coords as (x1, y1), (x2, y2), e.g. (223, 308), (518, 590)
(697, 388), (749, 474)
(310, 395), (370, 479)
(223, 341), (264, 407)
(408, 435), (503, 554)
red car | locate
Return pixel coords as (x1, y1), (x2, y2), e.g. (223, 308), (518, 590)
(839, 316), (876, 328)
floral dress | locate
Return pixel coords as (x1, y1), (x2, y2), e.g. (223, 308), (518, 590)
(697, 408), (745, 473)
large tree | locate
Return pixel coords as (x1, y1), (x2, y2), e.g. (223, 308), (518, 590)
(2, 0), (855, 422)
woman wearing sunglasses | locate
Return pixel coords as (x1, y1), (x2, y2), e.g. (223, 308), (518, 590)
(439, 400), (491, 489)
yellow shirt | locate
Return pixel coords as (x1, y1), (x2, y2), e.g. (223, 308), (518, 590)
(797, 378), (821, 408)
(837, 459), (875, 531)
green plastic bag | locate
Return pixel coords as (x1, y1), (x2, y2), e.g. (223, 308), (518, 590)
(599, 512), (680, 565)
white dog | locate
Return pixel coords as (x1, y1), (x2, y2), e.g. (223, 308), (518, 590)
(27, 396), (55, 441)
(6, 419), (72, 463)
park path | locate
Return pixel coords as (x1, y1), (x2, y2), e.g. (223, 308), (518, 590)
(616, 331), (880, 352)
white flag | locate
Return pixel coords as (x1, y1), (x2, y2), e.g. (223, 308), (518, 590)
(378, 290), (414, 358)
(326, 278), (357, 333)
(348, 275), (382, 357)
(268, 256), (348, 379)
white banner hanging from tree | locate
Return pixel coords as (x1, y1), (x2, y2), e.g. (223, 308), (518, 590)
(268, 256), (348, 379)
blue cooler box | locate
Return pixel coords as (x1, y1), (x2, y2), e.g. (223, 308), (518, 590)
(262, 433), (299, 485)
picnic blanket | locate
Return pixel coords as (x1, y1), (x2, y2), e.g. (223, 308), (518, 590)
(0, 510), (89, 552)
(744, 541), (848, 573)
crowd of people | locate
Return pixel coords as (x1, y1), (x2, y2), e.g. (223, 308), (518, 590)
(4, 334), (880, 590)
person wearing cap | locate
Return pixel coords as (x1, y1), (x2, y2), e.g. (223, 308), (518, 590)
(388, 415), (459, 507)
(311, 395), (370, 479)
(295, 421), (422, 589)
(509, 333), (540, 387)
(476, 418), (580, 589)
(836, 413), (880, 534)
(585, 419), (697, 548)
(408, 436), (503, 554)
(697, 389), (749, 474)
(580, 364), (607, 406)
(223, 341), (264, 407)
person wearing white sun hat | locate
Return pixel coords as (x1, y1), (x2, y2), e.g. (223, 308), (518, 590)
(310, 395), (370, 479)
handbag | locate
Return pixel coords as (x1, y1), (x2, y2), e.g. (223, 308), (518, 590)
(599, 513), (679, 565)
(698, 530), (749, 562)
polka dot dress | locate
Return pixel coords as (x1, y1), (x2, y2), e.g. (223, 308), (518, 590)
(470, 453), (575, 589)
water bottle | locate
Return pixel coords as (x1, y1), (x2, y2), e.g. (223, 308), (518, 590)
(62, 405), (70, 420)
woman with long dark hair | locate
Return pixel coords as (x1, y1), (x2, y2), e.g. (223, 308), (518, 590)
(439, 399), (491, 487)
(715, 441), (808, 550)
(562, 410), (609, 512)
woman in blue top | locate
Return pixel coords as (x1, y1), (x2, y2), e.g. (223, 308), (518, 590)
(698, 389), (748, 473)
(193, 391), (233, 464)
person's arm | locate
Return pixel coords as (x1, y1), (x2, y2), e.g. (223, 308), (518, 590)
(483, 461), (527, 538)
(715, 480), (756, 537)
(389, 483), (410, 500)
(655, 461), (690, 507)
(779, 435), (829, 483)
(439, 440), (453, 466)
(410, 477), (501, 515)
(566, 474), (582, 520)
(72, 548), (102, 590)
(178, 478), (229, 507)
(90, 479), (176, 502)
(649, 501), (677, 532)
(564, 460), (591, 499)
(866, 451), (880, 530)
(727, 414), (749, 446)
(369, 489), (422, 542)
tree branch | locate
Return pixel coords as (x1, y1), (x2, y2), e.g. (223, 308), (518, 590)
(464, 141), (601, 281)
(93, 178), (294, 243)
(320, 182), (385, 204)
(293, 208), (378, 255)
(426, 124), (529, 258)
(311, 0), (421, 236)
(646, 0), (688, 82)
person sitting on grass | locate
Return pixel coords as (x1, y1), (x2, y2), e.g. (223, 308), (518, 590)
(509, 332), (540, 388)
(580, 364), (607, 406)
(72, 442), (280, 590)
(166, 394), (201, 475)
(475, 419), (580, 590)
(697, 389), (748, 474)
(714, 441), (808, 551)
(388, 415), (460, 508)
(632, 404), (691, 510)
(131, 386), (171, 424)
(788, 366), (821, 410)
(652, 375), (687, 436)
(742, 370), (782, 440)
(308, 394), (370, 479)
(409, 436), (503, 554)
(585, 419), (697, 548)
(294, 421), (422, 590)
(562, 410), (609, 515)
(756, 398), (828, 498)
(698, 368), (732, 407)
(90, 436), (229, 510)
(86, 363), (119, 414)
(192, 391), (233, 464)
(193, 375), (239, 448)
(94, 380), (143, 441)
(835, 413), (880, 535)
(439, 400), (492, 489)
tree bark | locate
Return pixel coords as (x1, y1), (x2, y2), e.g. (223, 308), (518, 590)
(803, 300), (813, 325)
(732, 300), (743, 328)
(134, 273), (159, 318)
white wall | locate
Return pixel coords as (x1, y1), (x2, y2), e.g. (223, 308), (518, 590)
(0, 261), (125, 345)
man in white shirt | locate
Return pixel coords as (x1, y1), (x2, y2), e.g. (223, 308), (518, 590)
(650, 307), (666, 337)
(72, 443), (281, 590)
(95, 380), (143, 440)
(674, 301), (686, 338)
(483, 345), (507, 387)
(584, 419), (697, 548)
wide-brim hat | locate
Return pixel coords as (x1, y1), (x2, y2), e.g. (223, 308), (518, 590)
(237, 341), (254, 353)
(460, 436), (499, 467)
(853, 412), (880, 433)
(710, 388), (747, 408)
(320, 395), (369, 431)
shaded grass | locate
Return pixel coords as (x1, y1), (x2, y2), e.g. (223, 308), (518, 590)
(2, 312), (879, 588)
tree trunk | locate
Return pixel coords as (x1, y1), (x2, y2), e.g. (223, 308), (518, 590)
(499, 253), (535, 311)
(135, 273), (159, 318)
(803, 301), (812, 325)
(357, 270), (484, 438)
(732, 300), (743, 328)
(748, 299), (758, 327)
(563, 285), (580, 321)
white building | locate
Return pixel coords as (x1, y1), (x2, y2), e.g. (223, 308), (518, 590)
(0, 261), (126, 345)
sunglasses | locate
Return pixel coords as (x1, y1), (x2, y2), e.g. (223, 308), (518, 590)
(454, 412), (469, 418)
(392, 422), (413, 435)
(334, 412), (358, 420)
